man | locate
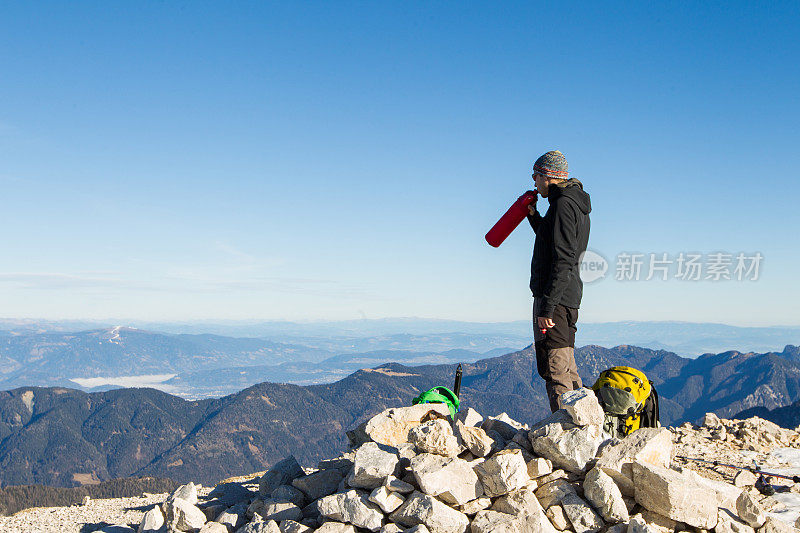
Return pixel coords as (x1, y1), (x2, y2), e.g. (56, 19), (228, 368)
(527, 150), (592, 412)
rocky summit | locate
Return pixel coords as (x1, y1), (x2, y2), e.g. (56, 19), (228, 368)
(5, 388), (800, 533)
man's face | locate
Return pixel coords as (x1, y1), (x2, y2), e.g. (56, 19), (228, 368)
(533, 172), (550, 197)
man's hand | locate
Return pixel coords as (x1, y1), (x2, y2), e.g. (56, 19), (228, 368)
(537, 316), (555, 331)
(528, 203), (537, 216)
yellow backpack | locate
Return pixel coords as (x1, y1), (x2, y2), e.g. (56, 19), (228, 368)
(591, 366), (659, 438)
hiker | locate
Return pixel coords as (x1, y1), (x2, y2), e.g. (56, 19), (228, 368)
(527, 150), (592, 412)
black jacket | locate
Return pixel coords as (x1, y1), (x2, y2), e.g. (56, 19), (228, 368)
(528, 178), (591, 318)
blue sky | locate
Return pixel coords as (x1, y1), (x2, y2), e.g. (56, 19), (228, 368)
(0, 2), (798, 325)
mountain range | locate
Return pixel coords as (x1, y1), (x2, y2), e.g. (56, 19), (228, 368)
(2, 343), (799, 489)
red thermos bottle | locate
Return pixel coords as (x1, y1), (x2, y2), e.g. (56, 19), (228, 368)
(485, 190), (538, 247)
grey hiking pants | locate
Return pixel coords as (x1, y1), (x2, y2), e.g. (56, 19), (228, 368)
(533, 297), (582, 412)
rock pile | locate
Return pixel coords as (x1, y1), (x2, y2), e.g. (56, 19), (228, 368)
(137, 390), (795, 533)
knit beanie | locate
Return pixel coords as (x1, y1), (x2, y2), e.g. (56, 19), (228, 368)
(533, 150), (569, 179)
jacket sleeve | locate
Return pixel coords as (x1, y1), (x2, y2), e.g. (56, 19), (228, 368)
(527, 209), (543, 233)
(540, 199), (579, 318)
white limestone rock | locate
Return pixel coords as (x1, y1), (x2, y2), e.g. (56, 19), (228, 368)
(199, 523), (229, 533)
(216, 503), (248, 530)
(260, 457), (307, 496)
(594, 428), (673, 496)
(138, 505), (165, 533)
(583, 467), (629, 523)
(757, 516), (793, 533)
(474, 449), (530, 498)
(389, 491), (469, 533)
(733, 470), (758, 488)
(736, 491), (766, 529)
(628, 514), (660, 533)
(410, 419), (462, 457)
(349, 442), (400, 490)
(458, 497), (492, 516)
(253, 500), (304, 523)
(527, 457), (553, 479)
(369, 485), (405, 513)
(273, 485), (307, 506)
(347, 404), (451, 447)
(293, 469), (344, 500)
(482, 413), (528, 441)
(545, 506), (569, 531)
(315, 522), (356, 533)
(560, 493), (604, 533)
(279, 519), (313, 533)
(631, 461), (718, 530)
(455, 421), (494, 458)
(530, 423), (607, 474)
(534, 479), (576, 510)
(165, 497), (208, 532)
(317, 490), (384, 532)
(457, 407), (484, 428)
(410, 453), (483, 506)
(383, 474), (415, 493)
(560, 388), (605, 427)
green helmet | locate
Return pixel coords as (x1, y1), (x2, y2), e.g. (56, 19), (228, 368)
(412, 386), (460, 418)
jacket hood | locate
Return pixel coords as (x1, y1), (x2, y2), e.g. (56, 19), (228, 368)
(550, 178), (591, 214)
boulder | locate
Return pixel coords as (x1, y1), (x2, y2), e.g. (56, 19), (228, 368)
(458, 497), (492, 516)
(455, 421), (494, 457)
(733, 470), (758, 488)
(410, 453), (483, 506)
(138, 506), (165, 533)
(545, 506), (569, 531)
(216, 503), (248, 530)
(491, 485), (543, 517)
(236, 519), (281, 533)
(347, 404), (451, 447)
(272, 485), (307, 506)
(594, 428), (673, 496)
(482, 413), (527, 441)
(317, 490), (384, 532)
(474, 449), (530, 498)
(349, 442), (400, 489)
(208, 482), (255, 507)
(702, 413), (722, 429)
(534, 479), (576, 509)
(470, 510), (520, 533)
(409, 419), (462, 457)
(583, 467), (629, 523)
(530, 423), (607, 474)
(457, 407), (484, 427)
(716, 510), (755, 533)
(165, 497), (208, 532)
(757, 516), (793, 533)
(687, 470), (742, 512)
(736, 491), (766, 529)
(260, 457), (306, 496)
(383, 475), (415, 493)
(293, 469), (343, 500)
(389, 491), (469, 533)
(560, 388), (604, 427)
(279, 520), (313, 533)
(253, 500), (304, 523)
(628, 514), (659, 533)
(199, 523), (229, 533)
(631, 461), (718, 529)
(168, 483), (200, 506)
(315, 523), (356, 533)
(381, 524), (404, 533)
(407, 526), (432, 533)
(319, 454), (355, 474)
(526, 458), (553, 479)
(560, 493), (604, 533)
(369, 486), (405, 513)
